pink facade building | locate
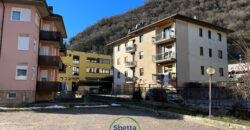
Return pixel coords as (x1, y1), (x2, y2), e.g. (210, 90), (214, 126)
(0, 0), (67, 105)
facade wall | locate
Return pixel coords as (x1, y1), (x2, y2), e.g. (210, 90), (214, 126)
(58, 50), (112, 91)
(0, 4), (40, 105)
(177, 21), (228, 82)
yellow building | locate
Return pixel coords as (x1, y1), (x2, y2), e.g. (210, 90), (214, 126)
(58, 50), (112, 91)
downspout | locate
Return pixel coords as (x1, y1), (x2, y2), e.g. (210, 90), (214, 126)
(35, 18), (42, 102)
(0, 0), (5, 56)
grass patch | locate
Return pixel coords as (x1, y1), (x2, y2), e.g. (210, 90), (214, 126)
(126, 102), (250, 126)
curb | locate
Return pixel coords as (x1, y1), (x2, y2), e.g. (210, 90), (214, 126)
(123, 104), (250, 130)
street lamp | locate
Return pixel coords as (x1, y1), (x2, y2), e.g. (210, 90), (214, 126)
(206, 67), (215, 119)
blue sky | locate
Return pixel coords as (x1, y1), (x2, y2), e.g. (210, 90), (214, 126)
(47, 0), (145, 42)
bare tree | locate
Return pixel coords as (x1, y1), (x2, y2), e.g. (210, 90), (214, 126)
(231, 32), (250, 104)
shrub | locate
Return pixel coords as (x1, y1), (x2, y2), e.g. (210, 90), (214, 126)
(133, 89), (142, 100)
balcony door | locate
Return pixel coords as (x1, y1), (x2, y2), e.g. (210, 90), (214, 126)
(164, 27), (172, 39)
(40, 70), (48, 81)
(40, 46), (49, 56)
(43, 23), (50, 31)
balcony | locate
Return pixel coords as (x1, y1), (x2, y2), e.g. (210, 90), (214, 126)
(36, 81), (60, 92)
(152, 52), (176, 63)
(152, 73), (176, 83)
(40, 30), (63, 48)
(59, 44), (67, 56)
(125, 61), (137, 68)
(38, 55), (62, 68)
(125, 44), (137, 53)
(152, 33), (175, 45)
(59, 63), (66, 73)
(125, 77), (136, 83)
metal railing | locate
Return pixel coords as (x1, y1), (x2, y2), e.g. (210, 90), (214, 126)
(152, 32), (174, 43)
(40, 30), (63, 47)
(125, 61), (137, 67)
(125, 44), (137, 52)
(152, 52), (176, 62)
(125, 77), (136, 83)
(152, 73), (177, 82)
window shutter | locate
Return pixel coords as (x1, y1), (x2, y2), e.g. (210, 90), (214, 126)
(43, 24), (50, 31)
(39, 47), (49, 56)
(18, 36), (30, 50)
(21, 8), (31, 22)
(35, 13), (39, 26)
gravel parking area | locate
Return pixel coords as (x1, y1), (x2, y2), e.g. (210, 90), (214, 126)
(0, 107), (221, 130)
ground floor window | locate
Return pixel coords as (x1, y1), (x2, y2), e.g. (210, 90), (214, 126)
(7, 93), (17, 99)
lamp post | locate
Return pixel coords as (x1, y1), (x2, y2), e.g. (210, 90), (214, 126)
(206, 67), (215, 119)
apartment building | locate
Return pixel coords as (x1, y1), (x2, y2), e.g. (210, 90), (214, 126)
(58, 50), (112, 92)
(108, 14), (233, 92)
(0, 0), (67, 105)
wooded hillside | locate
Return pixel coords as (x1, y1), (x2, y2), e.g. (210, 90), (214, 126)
(69, 0), (250, 61)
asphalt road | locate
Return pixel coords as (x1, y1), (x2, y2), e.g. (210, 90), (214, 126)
(0, 107), (221, 130)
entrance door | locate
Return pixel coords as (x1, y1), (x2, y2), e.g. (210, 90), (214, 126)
(40, 70), (48, 81)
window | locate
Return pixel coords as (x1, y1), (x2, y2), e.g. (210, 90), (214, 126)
(11, 8), (31, 22)
(200, 47), (203, 56)
(99, 59), (110, 64)
(33, 40), (37, 52)
(73, 55), (80, 64)
(139, 35), (144, 43)
(164, 27), (172, 38)
(140, 68), (144, 76)
(16, 65), (28, 80)
(117, 72), (120, 79)
(125, 42), (128, 47)
(218, 33), (222, 41)
(72, 67), (79, 76)
(208, 30), (211, 39)
(18, 36), (30, 51)
(199, 28), (203, 37)
(35, 13), (39, 26)
(124, 56), (128, 63)
(125, 71), (128, 77)
(31, 67), (35, 80)
(43, 24), (50, 31)
(201, 66), (204, 75)
(40, 70), (48, 81)
(133, 40), (135, 44)
(209, 48), (212, 57)
(139, 51), (144, 59)
(218, 50), (223, 59)
(117, 45), (120, 51)
(39, 46), (49, 56)
(117, 58), (121, 65)
(12, 11), (21, 21)
(219, 68), (224, 76)
(7, 93), (17, 99)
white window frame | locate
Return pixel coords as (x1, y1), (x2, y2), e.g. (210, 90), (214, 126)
(31, 67), (35, 80)
(35, 13), (39, 26)
(33, 40), (37, 52)
(18, 35), (30, 51)
(43, 23), (51, 31)
(7, 93), (17, 99)
(16, 65), (28, 80)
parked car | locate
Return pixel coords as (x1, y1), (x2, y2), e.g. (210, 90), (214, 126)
(146, 88), (167, 102)
(167, 93), (183, 103)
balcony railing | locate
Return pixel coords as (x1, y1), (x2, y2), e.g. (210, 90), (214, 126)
(40, 30), (63, 47)
(38, 55), (62, 68)
(125, 77), (136, 83)
(59, 63), (66, 73)
(59, 44), (67, 56)
(125, 44), (137, 53)
(125, 61), (137, 68)
(152, 33), (175, 45)
(36, 81), (60, 92)
(152, 52), (176, 63)
(152, 73), (176, 82)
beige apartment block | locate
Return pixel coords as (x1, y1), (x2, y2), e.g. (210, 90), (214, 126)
(108, 14), (233, 93)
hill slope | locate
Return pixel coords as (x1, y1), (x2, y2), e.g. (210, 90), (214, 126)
(69, 0), (250, 61)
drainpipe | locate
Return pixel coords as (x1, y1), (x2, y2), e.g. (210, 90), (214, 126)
(0, 0), (5, 56)
(35, 18), (42, 102)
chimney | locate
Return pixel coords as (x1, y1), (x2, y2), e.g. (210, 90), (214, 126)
(48, 6), (53, 13)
